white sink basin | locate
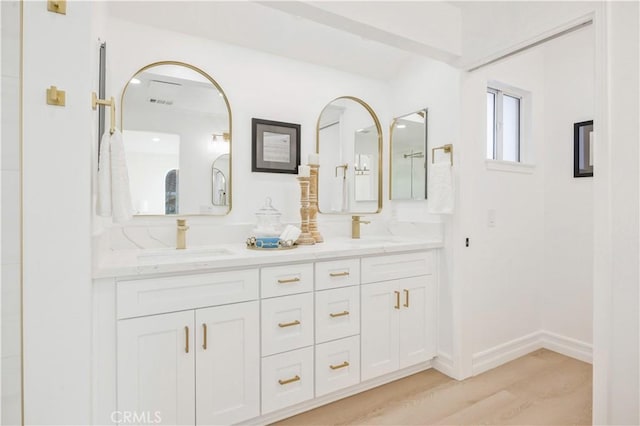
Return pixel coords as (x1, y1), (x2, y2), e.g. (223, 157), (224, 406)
(138, 247), (234, 263)
(350, 236), (409, 244)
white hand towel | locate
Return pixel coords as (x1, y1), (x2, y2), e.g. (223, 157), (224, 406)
(109, 130), (133, 223)
(96, 132), (112, 216)
(96, 130), (133, 223)
(427, 162), (454, 214)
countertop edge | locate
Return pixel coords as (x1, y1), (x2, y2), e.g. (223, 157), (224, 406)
(93, 240), (444, 280)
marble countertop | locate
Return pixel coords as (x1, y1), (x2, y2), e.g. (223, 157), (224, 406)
(93, 236), (444, 279)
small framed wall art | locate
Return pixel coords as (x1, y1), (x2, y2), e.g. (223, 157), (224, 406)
(252, 118), (301, 174)
(574, 120), (594, 178)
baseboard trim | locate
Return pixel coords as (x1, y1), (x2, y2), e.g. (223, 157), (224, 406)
(472, 331), (543, 376)
(245, 361), (433, 425)
(540, 331), (593, 364)
(472, 330), (593, 376)
(432, 351), (458, 379)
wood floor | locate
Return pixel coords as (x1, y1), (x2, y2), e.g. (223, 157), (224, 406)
(274, 349), (592, 425)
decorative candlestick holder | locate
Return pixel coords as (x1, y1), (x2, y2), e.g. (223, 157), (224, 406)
(296, 177), (316, 245)
(308, 164), (324, 243)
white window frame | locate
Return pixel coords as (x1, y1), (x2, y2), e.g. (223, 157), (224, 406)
(487, 83), (526, 164)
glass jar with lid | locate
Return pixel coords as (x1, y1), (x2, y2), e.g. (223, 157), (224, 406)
(252, 197), (283, 238)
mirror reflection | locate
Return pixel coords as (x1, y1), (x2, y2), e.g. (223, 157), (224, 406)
(390, 109), (428, 200)
(122, 61), (231, 215)
(317, 97), (382, 214)
(212, 153), (229, 206)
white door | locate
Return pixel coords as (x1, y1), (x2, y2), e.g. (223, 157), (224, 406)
(117, 311), (195, 425)
(361, 281), (399, 381)
(398, 276), (436, 368)
(195, 301), (260, 425)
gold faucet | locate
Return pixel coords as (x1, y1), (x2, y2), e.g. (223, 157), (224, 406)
(351, 215), (370, 239)
(176, 218), (189, 249)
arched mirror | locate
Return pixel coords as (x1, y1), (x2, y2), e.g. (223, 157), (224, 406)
(316, 96), (382, 214)
(121, 61), (231, 215)
(390, 109), (428, 200)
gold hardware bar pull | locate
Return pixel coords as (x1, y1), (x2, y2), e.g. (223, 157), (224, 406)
(91, 92), (116, 134)
(329, 271), (350, 277)
(404, 289), (410, 308)
(330, 361), (350, 370)
(185, 326), (189, 353)
(394, 291), (400, 309)
(278, 320), (301, 328)
(329, 311), (350, 318)
(277, 277), (301, 284)
(278, 375), (301, 386)
(202, 323), (207, 350)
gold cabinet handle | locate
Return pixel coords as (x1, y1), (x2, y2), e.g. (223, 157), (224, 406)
(329, 361), (350, 370)
(394, 291), (400, 309)
(185, 326), (189, 353)
(202, 323), (207, 350)
(277, 277), (301, 284)
(329, 271), (350, 277)
(278, 375), (300, 385)
(329, 310), (350, 318)
(404, 289), (409, 308)
(278, 320), (301, 328)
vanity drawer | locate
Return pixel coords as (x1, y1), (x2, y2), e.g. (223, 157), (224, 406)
(361, 251), (433, 284)
(261, 293), (314, 356)
(261, 263), (313, 298)
(117, 269), (259, 319)
(315, 336), (360, 397)
(315, 259), (360, 290)
(261, 346), (314, 415)
(315, 286), (360, 343)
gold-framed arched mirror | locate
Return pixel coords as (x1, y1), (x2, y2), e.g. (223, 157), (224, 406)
(121, 61), (232, 215)
(316, 96), (382, 214)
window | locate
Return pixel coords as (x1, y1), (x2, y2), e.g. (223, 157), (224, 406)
(487, 86), (522, 162)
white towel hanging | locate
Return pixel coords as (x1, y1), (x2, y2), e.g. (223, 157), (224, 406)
(427, 162), (454, 215)
(96, 130), (133, 223)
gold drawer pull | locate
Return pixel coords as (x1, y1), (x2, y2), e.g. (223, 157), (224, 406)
(330, 361), (350, 370)
(278, 320), (301, 328)
(278, 375), (300, 385)
(202, 323), (207, 350)
(185, 326), (189, 353)
(278, 277), (301, 284)
(394, 291), (400, 309)
(403, 289), (410, 308)
(329, 271), (350, 277)
(329, 310), (350, 318)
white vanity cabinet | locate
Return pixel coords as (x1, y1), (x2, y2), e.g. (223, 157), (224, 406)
(360, 252), (436, 381)
(116, 270), (260, 425)
(99, 245), (440, 425)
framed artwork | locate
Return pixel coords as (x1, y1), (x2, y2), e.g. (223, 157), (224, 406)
(252, 118), (301, 174)
(574, 120), (594, 177)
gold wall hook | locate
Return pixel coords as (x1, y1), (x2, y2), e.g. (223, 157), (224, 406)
(47, 0), (66, 14)
(46, 86), (66, 106)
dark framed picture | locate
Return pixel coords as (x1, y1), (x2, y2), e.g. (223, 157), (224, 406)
(252, 118), (301, 174)
(574, 120), (594, 177)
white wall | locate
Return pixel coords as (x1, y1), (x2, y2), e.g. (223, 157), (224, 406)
(22, 2), (94, 424)
(460, 47), (546, 367)
(542, 27), (594, 347)
(592, 2), (639, 423)
(459, 1), (598, 69)
(1, 1), (22, 424)
(102, 17), (392, 233)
